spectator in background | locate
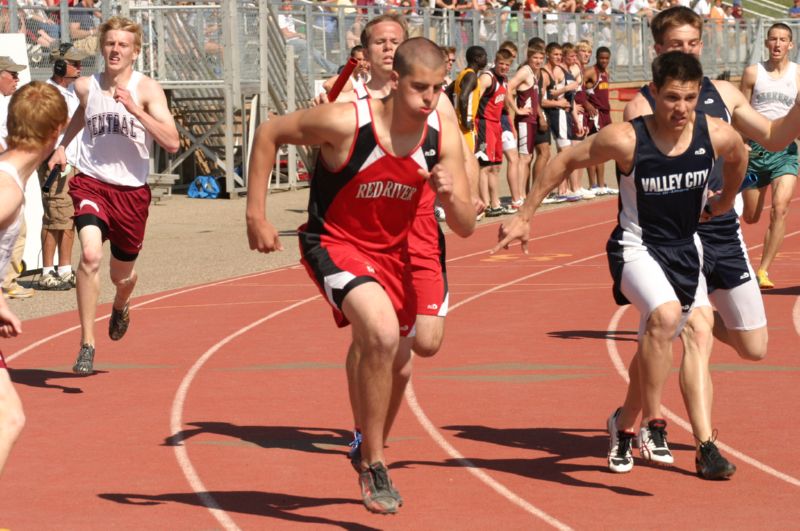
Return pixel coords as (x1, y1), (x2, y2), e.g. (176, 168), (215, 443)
(37, 44), (90, 292)
(346, 13), (365, 49)
(789, 0), (800, 17)
(731, 0), (744, 18)
(20, 0), (60, 48)
(69, 0), (101, 56)
(692, 0), (710, 16)
(0, 57), (34, 300)
(278, 0), (338, 75)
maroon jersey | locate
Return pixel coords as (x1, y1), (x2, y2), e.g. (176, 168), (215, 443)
(476, 69), (507, 123)
(300, 98), (442, 256)
(514, 65), (539, 126)
(586, 66), (611, 113)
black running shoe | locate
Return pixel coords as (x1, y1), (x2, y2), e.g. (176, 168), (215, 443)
(73, 344), (96, 375)
(358, 462), (401, 514)
(696, 439), (736, 480)
(108, 304), (130, 341)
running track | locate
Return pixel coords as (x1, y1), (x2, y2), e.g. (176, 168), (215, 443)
(1, 192), (799, 529)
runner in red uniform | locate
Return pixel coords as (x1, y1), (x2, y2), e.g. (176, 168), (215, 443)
(246, 38), (474, 515)
(475, 48), (512, 216)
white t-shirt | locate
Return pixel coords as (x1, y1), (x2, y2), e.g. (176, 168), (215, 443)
(47, 79), (83, 166)
(693, 0), (710, 15)
(278, 14), (299, 39)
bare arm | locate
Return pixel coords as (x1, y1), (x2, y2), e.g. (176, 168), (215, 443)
(457, 71), (478, 126)
(493, 123), (634, 253)
(717, 79), (800, 149)
(425, 115), (476, 237)
(124, 77), (180, 153)
(706, 117), (747, 216)
(49, 77), (89, 170)
(246, 104), (355, 252)
(738, 64), (757, 104)
(622, 91), (652, 121)
(436, 95), (481, 208)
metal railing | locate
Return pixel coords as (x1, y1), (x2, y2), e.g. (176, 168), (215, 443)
(3, 1), (796, 194)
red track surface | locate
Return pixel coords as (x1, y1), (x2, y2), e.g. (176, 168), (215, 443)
(1, 193), (799, 529)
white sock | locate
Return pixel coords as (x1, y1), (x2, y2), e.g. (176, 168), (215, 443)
(43, 266), (55, 275)
(58, 266), (72, 277)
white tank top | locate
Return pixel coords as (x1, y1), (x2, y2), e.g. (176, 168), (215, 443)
(77, 72), (153, 187)
(0, 161), (25, 277)
(750, 62), (798, 121)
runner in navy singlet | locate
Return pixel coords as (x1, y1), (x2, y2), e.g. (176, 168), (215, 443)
(620, 6), (800, 479)
(494, 51), (747, 477)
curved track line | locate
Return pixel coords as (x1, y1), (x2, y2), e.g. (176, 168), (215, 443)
(6, 268), (290, 363)
(605, 306), (800, 487)
(403, 389), (573, 531)
(406, 251), (606, 530)
(170, 296), (319, 531)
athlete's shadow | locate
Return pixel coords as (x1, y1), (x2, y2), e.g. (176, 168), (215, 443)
(98, 491), (377, 530)
(760, 285), (800, 296)
(392, 425), (696, 496)
(163, 422), (352, 456)
(8, 368), (108, 394)
(547, 329), (638, 342)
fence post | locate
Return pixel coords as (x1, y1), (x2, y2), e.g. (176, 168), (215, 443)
(287, 46), (297, 188)
(222, 0), (239, 197)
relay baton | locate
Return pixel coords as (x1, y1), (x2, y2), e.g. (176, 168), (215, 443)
(42, 164), (61, 193)
(327, 57), (359, 102)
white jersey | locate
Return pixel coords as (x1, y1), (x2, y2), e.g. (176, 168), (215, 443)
(750, 62), (798, 121)
(0, 162), (24, 279)
(47, 78), (83, 166)
(77, 71), (153, 187)
(0, 95), (10, 151)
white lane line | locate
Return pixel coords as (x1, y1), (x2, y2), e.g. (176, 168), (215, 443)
(605, 306), (800, 487)
(406, 251), (606, 530)
(6, 268), (293, 363)
(170, 296), (319, 531)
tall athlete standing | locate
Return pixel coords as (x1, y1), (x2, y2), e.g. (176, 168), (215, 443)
(49, 17), (179, 375)
(247, 38), (474, 514)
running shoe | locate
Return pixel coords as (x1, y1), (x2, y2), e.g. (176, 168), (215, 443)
(502, 203), (519, 214)
(591, 186), (606, 196)
(358, 462), (402, 514)
(696, 438), (736, 480)
(108, 304), (130, 341)
(348, 429), (362, 472)
(73, 344), (96, 375)
(562, 193), (582, 202)
(607, 408), (635, 473)
(485, 206), (504, 217)
(63, 271), (77, 288)
(638, 418), (674, 465)
(603, 186), (619, 195)
(757, 269), (774, 290)
(3, 281), (34, 299)
(576, 187), (596, 200)
(36, 271), (70, 291)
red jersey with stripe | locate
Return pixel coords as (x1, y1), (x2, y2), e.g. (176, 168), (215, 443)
(586, 67), (610, 113)
(514, 65), (539, 126)
(476, 70), (507, 123)
(300, 98), (442, 256)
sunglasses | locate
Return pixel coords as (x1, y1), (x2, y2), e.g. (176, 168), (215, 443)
(2, 71), (19, 79)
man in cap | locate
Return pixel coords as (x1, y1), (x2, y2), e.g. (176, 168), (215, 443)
(37, 44), (91, 291)
(0, 56), (34, 300)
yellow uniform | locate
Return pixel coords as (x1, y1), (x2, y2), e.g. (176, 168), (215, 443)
(454, 67), (480, 152)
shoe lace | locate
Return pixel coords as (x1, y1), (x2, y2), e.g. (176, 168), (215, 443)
(616, 432), (633, 457)
(349, 430), (362, 449)
(649, 425), (668, 448)
(77, 345), (94, 362)
(698, 430), (724, 464)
